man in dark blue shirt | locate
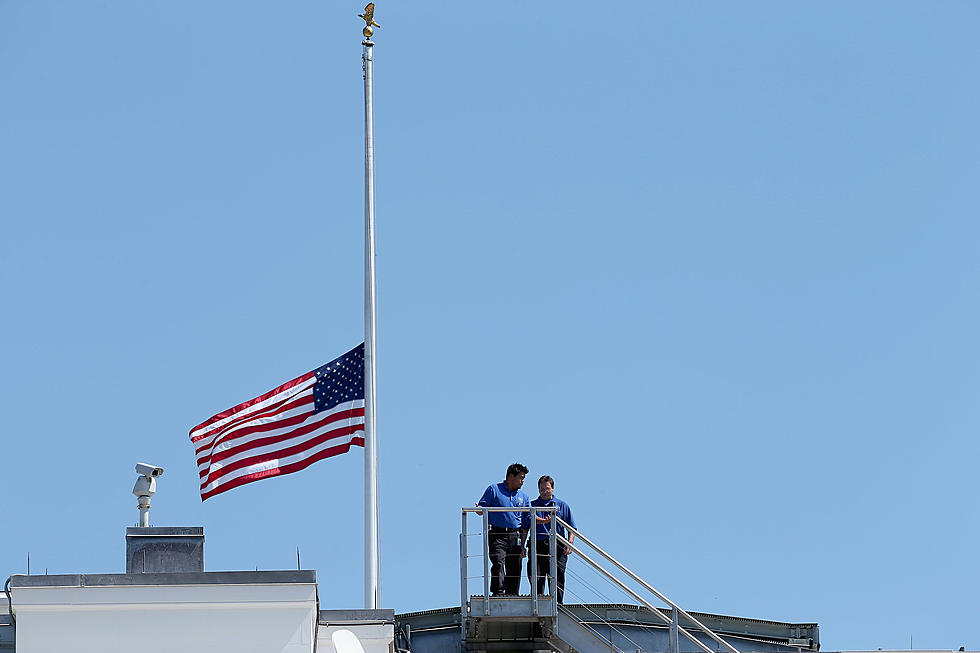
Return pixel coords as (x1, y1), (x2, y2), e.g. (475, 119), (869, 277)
(477, 463), (530, 596)
(522, 475), (576, 603)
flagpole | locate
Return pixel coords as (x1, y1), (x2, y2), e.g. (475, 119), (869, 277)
(361, 19), (380, 609)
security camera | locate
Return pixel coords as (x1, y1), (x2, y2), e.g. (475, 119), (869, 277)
(133, 462), (164, 527)
(135, 463), (164, 478)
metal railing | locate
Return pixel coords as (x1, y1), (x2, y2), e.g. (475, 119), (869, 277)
(459, 506), (560, 639)
(459, 507), (741, 653)
(557, 570), (648, 653)
(556, 517), (740, 653)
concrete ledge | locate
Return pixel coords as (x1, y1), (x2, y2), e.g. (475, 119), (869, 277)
(125, 527), (205, 537)
(10, 570), (317, 588)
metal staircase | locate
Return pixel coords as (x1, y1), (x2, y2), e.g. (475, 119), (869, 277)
(552, 606), (618, 653)
(459, 507), (748, 653)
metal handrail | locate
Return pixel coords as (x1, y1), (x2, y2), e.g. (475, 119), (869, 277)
(462, 507), (556, 512)
(558, 536), (715, 653)
(556, 518), (740, 653)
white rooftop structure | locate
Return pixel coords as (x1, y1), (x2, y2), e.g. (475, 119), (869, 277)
(4, 570), (395, 653)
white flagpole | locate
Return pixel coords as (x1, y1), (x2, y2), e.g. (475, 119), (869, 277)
(361, 16), (380, 610)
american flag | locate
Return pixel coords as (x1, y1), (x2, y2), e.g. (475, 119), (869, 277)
(190, 343), (365, 501)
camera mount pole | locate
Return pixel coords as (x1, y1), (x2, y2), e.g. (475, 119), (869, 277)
(133, 474), (156, 527)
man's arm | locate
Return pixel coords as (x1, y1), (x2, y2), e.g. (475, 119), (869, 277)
(518, 494), (530, 557)
(476, 485), (495, 516)
(563, 503), (576, 555)
(477, 485), (495, 507)
(521, 507), (533, 532)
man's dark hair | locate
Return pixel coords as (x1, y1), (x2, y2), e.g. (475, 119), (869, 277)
(538, 475), (555, 489)
(506, 463), (529, 477)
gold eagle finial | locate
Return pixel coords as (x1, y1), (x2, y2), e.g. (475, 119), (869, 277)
(359, 3), (380, 38)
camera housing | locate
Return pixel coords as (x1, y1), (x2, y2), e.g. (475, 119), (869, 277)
(135, 463), (164, 478)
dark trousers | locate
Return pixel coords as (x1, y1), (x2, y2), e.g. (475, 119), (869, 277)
(527, 540), (568, 603)
(489, 531), (522, 595)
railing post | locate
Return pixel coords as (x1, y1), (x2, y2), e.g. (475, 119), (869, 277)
(670, 607), (679, 653)
(549, 510), (557, 611)
(482, 509), (490, 616)
(530, 510), (538, 616)
(460, 510), (468, 642)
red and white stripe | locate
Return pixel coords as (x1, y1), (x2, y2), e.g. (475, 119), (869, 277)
(190, 371), (365, 501)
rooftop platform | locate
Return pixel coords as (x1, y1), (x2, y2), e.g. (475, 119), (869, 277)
(396, 602), (819, 653)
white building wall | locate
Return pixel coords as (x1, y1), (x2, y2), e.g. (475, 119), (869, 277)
(11, 575), (317, 653)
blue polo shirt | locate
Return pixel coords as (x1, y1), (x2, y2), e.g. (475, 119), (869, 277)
(478, 482), (530, 529)
(522, 496), (576, 541)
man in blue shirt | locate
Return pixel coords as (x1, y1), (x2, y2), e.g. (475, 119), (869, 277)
(477, 463), (530, 596)
(522, 475), (576, 603)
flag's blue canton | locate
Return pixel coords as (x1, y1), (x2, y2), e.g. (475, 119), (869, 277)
(313, 343), (365, 414)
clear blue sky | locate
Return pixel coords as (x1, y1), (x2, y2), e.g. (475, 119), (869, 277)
(1, 2), (977, 650)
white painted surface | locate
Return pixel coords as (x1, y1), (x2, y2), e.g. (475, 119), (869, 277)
(332, 628), (368, 653)
(11, 581), (317, 653)
(318, 622), (394, 653)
